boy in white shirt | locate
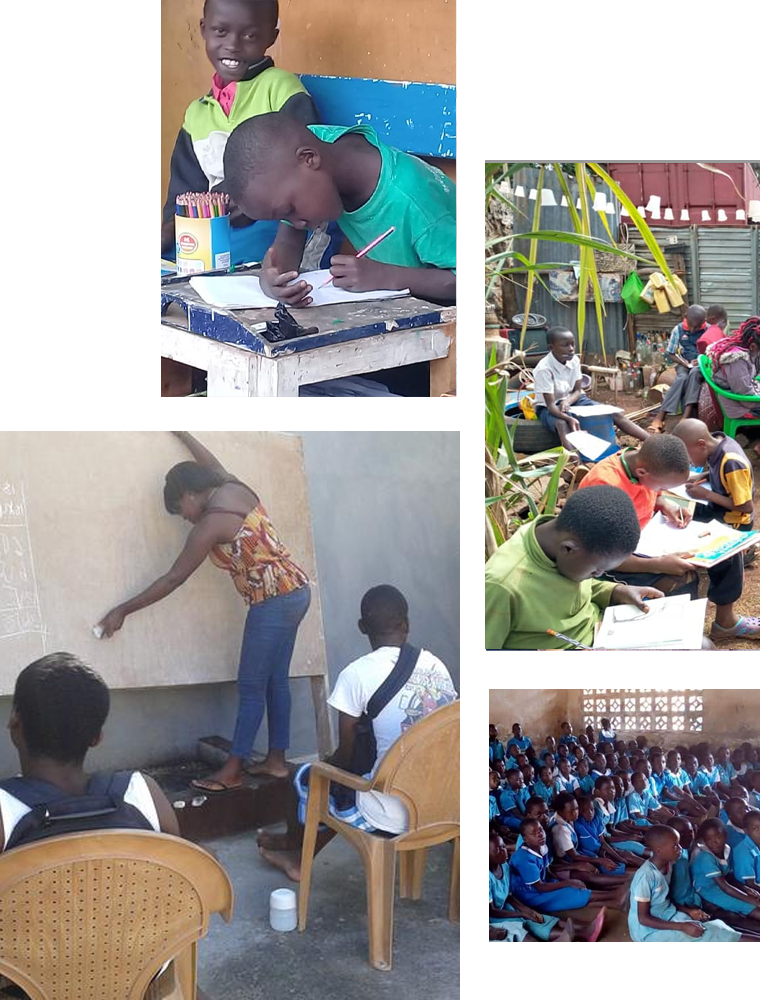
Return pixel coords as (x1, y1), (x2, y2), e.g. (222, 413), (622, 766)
(532, 326), (648, 448)
(258, 585), (457, 881)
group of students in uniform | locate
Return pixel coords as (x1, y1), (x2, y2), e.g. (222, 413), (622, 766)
(489, 720), (760, 942)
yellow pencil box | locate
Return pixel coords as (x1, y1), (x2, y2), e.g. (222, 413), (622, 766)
(175, 215), (231, 275)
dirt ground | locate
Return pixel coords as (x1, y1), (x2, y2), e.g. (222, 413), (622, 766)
(592, 384), (760, 650)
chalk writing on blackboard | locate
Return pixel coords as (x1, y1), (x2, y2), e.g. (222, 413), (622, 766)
(0, 479), (44, 645)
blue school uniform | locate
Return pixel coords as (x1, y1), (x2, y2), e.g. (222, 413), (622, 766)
(733, 834), (760, 884)
(670, 853), (701, 907)
(613, 795), (629, 826)
(572, 813), (626, 875)
(733, 834), (760, 886)
(489, 795), (500, 823)
(696, 765), (718, 789)
(716, 761), (737, 785)
(532, 780), (556, 807)
(628, 860), (740, 942)
(506, 735), (533, 754)
(594, 798), (646, 856)
(690, 842), (756, 915)
(489, 864), (559, 941)
(598, 728), (616, 743)
(505, 757), (519, 771)
(558, 734), (575, 746)
(509, 844), (591, 912)
(749, 789), (760, 810)
(625, 789), (654, 826)
(499, 787), (530, 829)
(725, 822), (746, 851)
(577, 774), (595, 795)
(555, 773), (579, 795)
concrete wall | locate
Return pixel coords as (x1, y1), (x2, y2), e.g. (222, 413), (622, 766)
(0, 432), (459, 774)
(490, 690), (760, 752)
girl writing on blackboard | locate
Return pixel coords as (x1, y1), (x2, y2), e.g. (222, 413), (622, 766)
(97, 431), (311, 792)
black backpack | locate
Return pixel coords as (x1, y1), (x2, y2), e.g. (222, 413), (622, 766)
(346, 643), (421, 777)
(0, 771), (156, 851)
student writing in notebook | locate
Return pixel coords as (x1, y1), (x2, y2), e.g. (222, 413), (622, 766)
(579, 434), (760, 641)
(222, 111), (456, 305)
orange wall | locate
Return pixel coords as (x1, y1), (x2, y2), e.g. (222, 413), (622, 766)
(161, 0), (455, 202)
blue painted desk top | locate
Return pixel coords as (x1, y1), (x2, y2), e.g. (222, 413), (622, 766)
(161, 283), (449, 357)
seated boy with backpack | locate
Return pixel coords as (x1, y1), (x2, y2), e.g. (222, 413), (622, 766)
(0, 653), (183, 999)
(0, 652), (178, 851)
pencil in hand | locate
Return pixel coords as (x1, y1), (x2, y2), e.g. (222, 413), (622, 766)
(319, 226), (396, 288)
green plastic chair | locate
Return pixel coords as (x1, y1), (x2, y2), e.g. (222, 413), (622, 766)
(697, 353), (760, 438)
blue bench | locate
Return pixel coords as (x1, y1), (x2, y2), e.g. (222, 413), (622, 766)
(299, 74), (456, 158)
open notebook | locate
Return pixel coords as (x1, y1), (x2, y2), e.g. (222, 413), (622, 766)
(190, 271), (410, 310)
(595, 594), (707, 649)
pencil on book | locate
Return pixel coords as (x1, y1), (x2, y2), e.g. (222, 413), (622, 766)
(319, 226), (396, 288)
(546, 629), (593, 650)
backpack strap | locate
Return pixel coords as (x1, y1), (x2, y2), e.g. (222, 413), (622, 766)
(365, 643), (421, 721)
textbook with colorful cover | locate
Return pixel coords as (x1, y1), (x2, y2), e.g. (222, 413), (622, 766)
(635, 513), (760, 568)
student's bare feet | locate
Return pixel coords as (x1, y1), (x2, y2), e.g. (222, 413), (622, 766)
(256, 829), (298, 851)
(576, 908), (606, 942)
(258, 845), (302, 882)
(245, 750), (290, 779)
(191, 757), (244, 792)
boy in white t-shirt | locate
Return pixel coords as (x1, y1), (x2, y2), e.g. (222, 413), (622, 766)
(532, 327), (648, 448)
(258, 584), (457, 881)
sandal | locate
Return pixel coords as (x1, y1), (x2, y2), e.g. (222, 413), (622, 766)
(190, 777), (244, 793)
(710, 616), (760, 639)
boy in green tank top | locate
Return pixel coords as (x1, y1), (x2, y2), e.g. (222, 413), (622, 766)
(223, 112), (457, 305)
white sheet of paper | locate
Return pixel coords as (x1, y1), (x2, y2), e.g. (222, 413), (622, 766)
(635, 512), (711, 557)
(568, 403), (623, 416)
(565, 430), (615, 461)
(189, 271), (410, 310)
(664, 484), (708, 506)
(595, 594), (707, 649)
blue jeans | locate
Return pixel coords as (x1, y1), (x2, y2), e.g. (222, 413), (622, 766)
(230, 585), (311, 758)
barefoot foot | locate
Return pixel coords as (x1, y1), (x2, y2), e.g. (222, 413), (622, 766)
(258, 846), (302, 882)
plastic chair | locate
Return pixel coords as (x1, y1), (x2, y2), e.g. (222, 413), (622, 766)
(698, 354), (760, 438)
(298, 701), (460, 971)
(0, 830), (233, 1000)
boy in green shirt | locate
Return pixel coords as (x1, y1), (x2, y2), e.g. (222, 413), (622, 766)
(485, 485), (663, 650)
(223, 112), (456, 304)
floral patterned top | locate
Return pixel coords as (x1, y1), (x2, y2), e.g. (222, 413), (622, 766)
(209, 501), (309, 605)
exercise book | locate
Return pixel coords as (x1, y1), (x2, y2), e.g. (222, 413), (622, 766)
(635, 513), (760, 568)
(190, 271), (410, 310)
(595, 594), (707, 649)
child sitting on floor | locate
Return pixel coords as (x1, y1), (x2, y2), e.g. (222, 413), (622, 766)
(531, 326), (649, 449)
(725, 798), (751, 849)
(733, 809), (760, 894)
(690, 818), (760, 923)
(498, 768), (531, 832)
(485, 485), (663, 650)
(533, 765), (558, 807)
(223, 111), (456, 305)
(510, 818), (627, 917)
(507, 723), (532, 755)
(489, 831), (576, 941)
(628, 825), (747, 941)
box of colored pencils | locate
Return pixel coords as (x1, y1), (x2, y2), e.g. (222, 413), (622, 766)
(175, 192), (231, 276)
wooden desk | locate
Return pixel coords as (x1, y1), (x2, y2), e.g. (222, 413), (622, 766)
(161, 284), (456, 396)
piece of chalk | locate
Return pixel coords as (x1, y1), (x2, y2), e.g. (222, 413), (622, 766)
(92, 625), (104, 639)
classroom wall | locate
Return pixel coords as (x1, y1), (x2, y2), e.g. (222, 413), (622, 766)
(161, 0), (456, 206)
(490, 690), (760, 751)
(0, 432), (459, 774)
(489, 690), (575, 744)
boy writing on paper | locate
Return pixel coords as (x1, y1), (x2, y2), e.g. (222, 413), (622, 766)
(579, 434), (760, 640)
(222, 111), (456, 305)
(485, 485), (664, 650)
(161, 0), (340, 269)
(531, 327), (649, 449)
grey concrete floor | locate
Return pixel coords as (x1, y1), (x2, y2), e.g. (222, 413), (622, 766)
(196, 830), (459, 999)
